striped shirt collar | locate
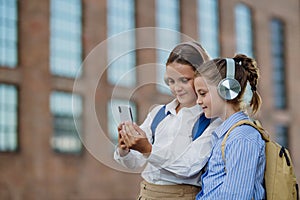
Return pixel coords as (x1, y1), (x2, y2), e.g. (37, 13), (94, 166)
(213, 111), (250, 139)
(165, 99), (201, 116)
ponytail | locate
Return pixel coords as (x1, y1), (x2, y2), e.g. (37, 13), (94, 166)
(233, 54), (262, 114)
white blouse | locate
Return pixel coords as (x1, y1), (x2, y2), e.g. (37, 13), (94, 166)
(114, 99), (222, 186)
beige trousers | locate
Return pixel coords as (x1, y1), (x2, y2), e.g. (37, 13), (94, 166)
(137, 180), (200, 200)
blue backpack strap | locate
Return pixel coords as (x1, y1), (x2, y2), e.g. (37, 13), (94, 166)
(151, 107), (212, 143)
(150, 105), (170, 144)
(192, 114), (211, 141)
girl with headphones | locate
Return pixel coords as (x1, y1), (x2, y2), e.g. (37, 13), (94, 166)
(114, 42), (222, 200)
(194, 54), (265, 199)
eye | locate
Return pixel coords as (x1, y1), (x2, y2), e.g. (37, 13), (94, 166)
(180, 77), (192, 84)
(164, 78), (175, 86)
(197, 91), (206, 97)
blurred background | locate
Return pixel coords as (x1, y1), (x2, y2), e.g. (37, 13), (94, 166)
(0, 0), (299, 199)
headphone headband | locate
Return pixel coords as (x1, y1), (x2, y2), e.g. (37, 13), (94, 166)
(217, 58), (241, 100)
(225, 58), (235, 79)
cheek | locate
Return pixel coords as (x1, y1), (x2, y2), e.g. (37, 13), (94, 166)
(211, 94), (225, 112)
(207, 88), (221, 104)
(169, 85), (176, 94)
(203, 94), (212, 106)
(186, 81), (196, 91)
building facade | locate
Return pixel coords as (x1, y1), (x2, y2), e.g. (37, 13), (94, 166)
(0, 0), (299, 199)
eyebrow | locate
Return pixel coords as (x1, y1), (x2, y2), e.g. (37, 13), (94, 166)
(196, 89), (207, 93)
(165, 76), (194, 79)
(179, 77), (193, 79)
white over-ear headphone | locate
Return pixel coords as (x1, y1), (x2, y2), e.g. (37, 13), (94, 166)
(217, 58), (241, 100)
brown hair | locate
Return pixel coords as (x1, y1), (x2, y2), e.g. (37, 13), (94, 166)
(195, 54), (262, 115)
(166, 41), (211, 70)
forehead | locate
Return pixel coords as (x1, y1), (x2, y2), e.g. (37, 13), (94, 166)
(166, 62), (194, 77)
(194, 76), (207, 88)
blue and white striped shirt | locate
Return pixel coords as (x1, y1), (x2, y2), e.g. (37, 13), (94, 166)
(196, 111), (265, 200)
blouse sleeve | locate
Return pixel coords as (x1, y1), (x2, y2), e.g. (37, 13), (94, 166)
(147, 118), (222, 177)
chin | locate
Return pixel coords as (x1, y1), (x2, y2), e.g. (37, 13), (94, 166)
(204, 112), (211, 118)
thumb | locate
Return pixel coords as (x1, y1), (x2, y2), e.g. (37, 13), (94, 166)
(133, 123), (147, 138)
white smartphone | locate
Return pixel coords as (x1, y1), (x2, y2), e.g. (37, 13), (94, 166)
(118, 105), (133, 123)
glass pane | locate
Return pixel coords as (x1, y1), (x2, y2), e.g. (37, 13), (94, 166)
(0, 0), (18, 67)
(156, 0), (180, 94)
(270, 19), (286, 109)
(235, 3), (253, 57)
(50, 0), (82, 78)
(197, 0), (220, 58)
(107, 0), (136, 87)
(0, 84), (18, 151)
(235, 3), (254, 104)
(275, 124), (288, 148)
(50, 91), (83, 154)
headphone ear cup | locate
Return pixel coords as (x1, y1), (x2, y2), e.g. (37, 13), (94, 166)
(217, 78), (241, 100)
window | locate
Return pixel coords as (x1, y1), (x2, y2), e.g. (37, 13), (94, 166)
(0, 0), (18, 67)
(107, 99), (137, 144)
(235, 3), (253, 57)
(235, 3), (254, 103)
(50, 91), (82, 154)
(0, 84), (18, 152)
(275, 124), (288, 148)
(270, 19), (286, 109)
(156, 0), (180, 93)
(197, 0), (220, 58)
(50, 0), (82, 78)
(107, 0), (136, 87)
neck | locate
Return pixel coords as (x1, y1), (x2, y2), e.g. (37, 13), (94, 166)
(176, 104), (181, 113)
(221, 105), (239, 121)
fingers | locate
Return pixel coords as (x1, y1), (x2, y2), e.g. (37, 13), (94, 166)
(119, 122), (152, 154)
(118, 132), (126, 147)
(117, 122), (124, 132)
(118, 133), (130, 156)
(124, 122), (146, 138)
(132, 123), (147, 137)
(121, 129), (134, 148)
(121, 122), (152, 153)
(118, 122), (135, 148)
(121, 126), (140, 148)
(124, 122), (137, 136)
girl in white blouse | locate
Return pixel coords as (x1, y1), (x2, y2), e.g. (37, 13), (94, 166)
(114, 42), (221, 200)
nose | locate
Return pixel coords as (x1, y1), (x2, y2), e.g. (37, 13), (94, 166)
(196, 96), (203, 105)
(174, 82), (183, 92)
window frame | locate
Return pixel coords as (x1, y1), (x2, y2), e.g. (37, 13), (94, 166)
(155, 0), (181, 94)
(0, 83), (19, 153)
(234, 3), (255, 104)
(49, 0), (83, 79)
(197, 0), (220, 58)
(50, 90), (83, 155)
(106, 0), (137, 88)
(270, 18), (287, 109)
(0, 0), (18, 68)
(235, 2), (254, 57)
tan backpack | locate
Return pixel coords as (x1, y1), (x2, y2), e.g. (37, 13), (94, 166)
(221, 120), (299, 200)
